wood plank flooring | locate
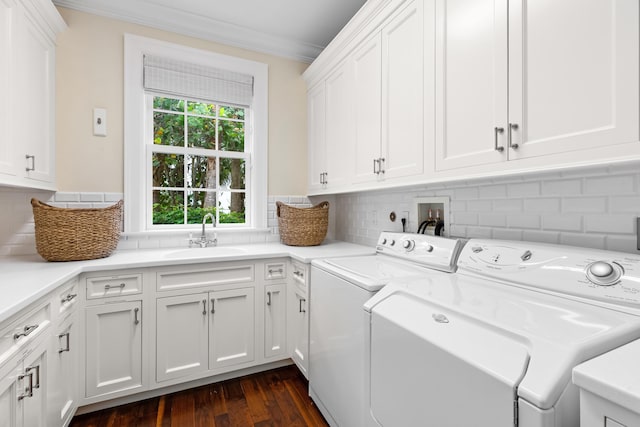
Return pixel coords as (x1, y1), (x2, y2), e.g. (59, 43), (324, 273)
(70, 366), (329, 427)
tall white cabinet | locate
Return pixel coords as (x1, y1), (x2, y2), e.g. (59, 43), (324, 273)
(435, 0), (639, 171)
(0, 0), (65, 190)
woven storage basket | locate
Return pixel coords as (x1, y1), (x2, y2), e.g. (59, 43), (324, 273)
(31, 198), (123, 262)
(276, 201), (329, 246)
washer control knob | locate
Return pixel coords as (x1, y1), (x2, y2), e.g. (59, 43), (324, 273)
(425, 244), (434, 253)
(472, 246), (483, 253)
(590, 261), (613, 278)
(381, 238), (387, 245)
(586, 261), (621, 286)
(402, 239), (415, 251)
(390, 240), (396, 246)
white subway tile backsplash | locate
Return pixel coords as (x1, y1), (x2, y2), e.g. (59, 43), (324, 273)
(609, 196), (640, 213)
(79, 193), (105, 202)
(523, 198), (561, 213)
(479, 184), (507, 199)
(454, 187), (479, 200)
(466, 227), (492, 239)
(606, 235), (639, 253)
(584, 175), (636, 195)
(507, 182), (540, 197)
(478, 213), (507, 227)
(585, 215), (635, 234)
(467, 200), (493, 212)
(560, 233), (606, 250)
(452, 212), (478, 226)
(53, 192), (80, 202)
(493, 199), (523, 212)
(542, 215), (583, 232)
(522, 230), (560, 244)
(541, 179), (582, 196)
(562, 197), (607, 213)
(492, 229), (523, 241)
(507, 214), (541, 229)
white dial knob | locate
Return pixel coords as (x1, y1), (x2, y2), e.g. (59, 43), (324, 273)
(402, 240), (415, 251)
(586, 261), (621, 286)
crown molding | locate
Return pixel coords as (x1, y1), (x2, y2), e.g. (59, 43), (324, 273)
(53, 0), (323, 63)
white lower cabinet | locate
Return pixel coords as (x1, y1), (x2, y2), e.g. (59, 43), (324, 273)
(0, 337), (49, 427)
(85, 301), (143, 398)
(289, 261), (309, 378)
(264, 284), (286, 359)
(48, 313), (77, 426)
(156, 287), (255, 382)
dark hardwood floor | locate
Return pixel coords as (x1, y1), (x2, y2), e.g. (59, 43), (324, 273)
(70, 366), (329, 427)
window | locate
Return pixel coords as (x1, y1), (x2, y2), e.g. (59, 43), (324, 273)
(124, 35), (268, 233)
(150, 96), (248, 226)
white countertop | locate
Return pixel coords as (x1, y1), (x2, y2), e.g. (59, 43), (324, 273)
(0, 240), (373, 324)
(573, 339), (640, 414)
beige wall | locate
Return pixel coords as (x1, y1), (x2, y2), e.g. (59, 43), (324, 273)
(55, 7), (308, 195)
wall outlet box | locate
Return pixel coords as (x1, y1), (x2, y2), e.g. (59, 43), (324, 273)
(93, 108), (107, 137)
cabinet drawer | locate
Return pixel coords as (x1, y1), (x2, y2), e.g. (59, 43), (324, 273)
(265, 262), (287, 281)
(58, 279), (79, 316)
(0, 302), (50, 364)
(157, 264), (254, 292)
(86, 274), (142, 299)
(291, 261), (308, 294)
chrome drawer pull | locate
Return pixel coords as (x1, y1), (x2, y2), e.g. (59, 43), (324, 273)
(299, 298), (306, 313)
(267, 291), (272, 306)
(494, 127), (505, 152)
(59, 332), (71, 353)
(26, 365), (40, 389)
(13, 324), (38, 340)
(134, 307), (140, 325)
(509, 123), (519, 149)
(25, 154), (35, 172)
(202, 300), (207, 315)
(61, 293), (77, 304)
(105, 283), (126, 290)
(211, 298), (215, 314)
(17, 372), (33, 400)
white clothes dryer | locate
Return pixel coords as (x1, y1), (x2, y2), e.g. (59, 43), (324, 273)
(309, 232), (464, 427)
(364, 239), (640, 427)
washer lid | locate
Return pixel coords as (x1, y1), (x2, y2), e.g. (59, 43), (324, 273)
(365, 274), (640, 409)
(313, 255), (436, 291)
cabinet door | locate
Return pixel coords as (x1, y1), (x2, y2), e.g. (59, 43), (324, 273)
(264, 284), (286, 359)
(307, 83), (326, 192)
(508, 0), (639, 159)
(291, 289), (309, 379)
(0, 2), (16, 177)
(434, 0), (508, 170)
(381, 0), (425, 179)
(0, 360), (18, 427)
(14, 2), (56, 184)
(85, 301), (142, 398)
(324, 60), (354, 189)
(48, 316), (77, 427)
(156, 293), (208, 382)
(352, 34), (383, 184)
(209, 288), (255, 370)
(19, 339), (48, 427)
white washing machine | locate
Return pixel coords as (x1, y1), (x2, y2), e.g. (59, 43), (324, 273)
(364, 239), (640, 427)
(309, 232), (464, 427)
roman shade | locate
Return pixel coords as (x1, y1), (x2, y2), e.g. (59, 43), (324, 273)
(143, 55), (254, 106)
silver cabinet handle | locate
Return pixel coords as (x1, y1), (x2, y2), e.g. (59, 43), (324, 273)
(14, 324), (38, 340)
(25, 154), (35, 172)
(134, 307), (140, 325)
(319, 173), (323, 184)
(211, 298), (215, 314)
(268, 268), (284, 275)
(494, 127), (505, 152)
(58, 332), (71, 353)
(202, 300), (207, 315)
(26, 365), (40, 389)
(379, 158), (385, 174)
(267, 291), (272, 306)
(299, 298), (306, 313)
(105, 283), (125, 290)
(18, 371), (33, 400)
(61, 293), (77, 304)
(509, 123), (519, 149)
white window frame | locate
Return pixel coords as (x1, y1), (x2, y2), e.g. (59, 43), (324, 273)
(124, 34), (268, 233)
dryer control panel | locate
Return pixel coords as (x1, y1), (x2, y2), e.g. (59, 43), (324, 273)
(457, 239), (640, 309)
(376, 232), (464, 273)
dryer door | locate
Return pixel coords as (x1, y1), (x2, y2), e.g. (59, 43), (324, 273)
(370, 293), (530, 427)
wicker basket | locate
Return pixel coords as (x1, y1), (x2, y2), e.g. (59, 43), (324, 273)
(31, 198), (123, 262)
(276, 201), (329, 246)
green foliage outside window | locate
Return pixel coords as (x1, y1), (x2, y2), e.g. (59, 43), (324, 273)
(151, 96), (247, 226)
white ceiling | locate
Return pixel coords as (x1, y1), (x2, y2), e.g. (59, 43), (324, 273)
(53, 0), (367, 62)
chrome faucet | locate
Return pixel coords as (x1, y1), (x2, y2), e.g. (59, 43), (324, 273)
(189, 213), (217, 248)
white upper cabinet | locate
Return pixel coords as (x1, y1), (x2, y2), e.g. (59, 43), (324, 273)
(307, 83), (326, 192)
(508, 0), (639, 160)
(435, 0), (639, 171)
(380, 0), (424, 179)
(0, 0), (65, 190)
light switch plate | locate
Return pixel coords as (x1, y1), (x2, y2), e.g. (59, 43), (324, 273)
(93, 108), (107, 137)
